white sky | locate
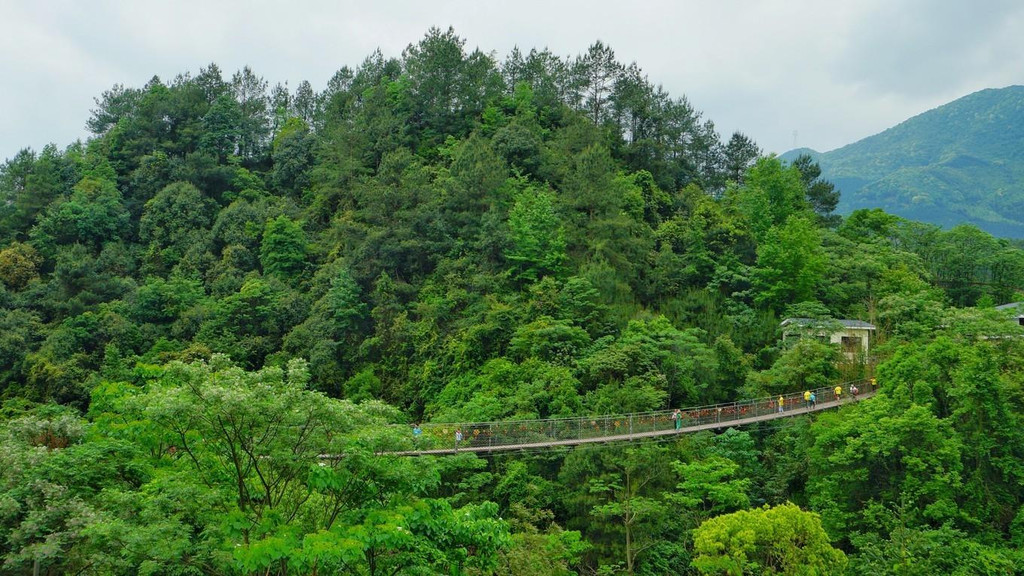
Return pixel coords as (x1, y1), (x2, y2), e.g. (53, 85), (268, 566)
(2, 0), (1023, 162)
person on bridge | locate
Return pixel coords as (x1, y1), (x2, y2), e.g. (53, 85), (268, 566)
(809, 392), (816, 409)
(672, 409), (682, 431)
(778, 395), (785, 413)
(412, 424), (422, 445)
(834, 385), (842, 400)
(850, 383), (859, 398)
(455, 428), (464, 448)
(804, 390), (811, 409)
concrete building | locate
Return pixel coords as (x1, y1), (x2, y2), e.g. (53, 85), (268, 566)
(780, 318), (876, 358)
(995, 302), (1024, 327)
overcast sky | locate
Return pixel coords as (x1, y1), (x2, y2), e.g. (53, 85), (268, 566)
(2, 0), (1023, 163)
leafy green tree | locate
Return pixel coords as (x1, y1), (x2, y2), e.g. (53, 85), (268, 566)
(692, 503), (847, 575)
(196, 277), (298, 367)
(260, 215), (307, 280)
(792, 154), (840, 228)
(562, 444), (680, 575)
(0, 242), (42, 290)
(199, 92), (242, 161)
(139, 181), (214, 273)
(271, 117), (314, 199)
(401, 27), (502, 151)
(670, 457), (751, 522)
(581, 315), (717, 408)
(0, 405), (152, 575)
(131, 276), (206, 325)
(30, 176), (130, 256)
(722, 131), (760, 184)
(860, 526), (1022, 575)
(103, 358), (508, 574)
(282, 264), (368, 394)
(231, 66), (271, 162)
(728, 156), (808, 241)
(753, 216), (827, 311)
(572, 41), (622, 123)
(807, 395), (963, 540)
(747, 337), (840, 396)
(497, 527), (589, 576)
(508, 315), (590, 366)
(506, 183), (569, 283)
(0, 309), (43, 394)
(0, 146), (77, 240)
(430, 357), (582, 421)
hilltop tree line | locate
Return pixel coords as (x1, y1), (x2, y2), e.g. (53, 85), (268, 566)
(2, 27), (1024, 575)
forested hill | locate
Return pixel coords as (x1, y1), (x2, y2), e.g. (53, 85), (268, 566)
(2, 27), (1024, 575)
(782, 85), (1024, 238)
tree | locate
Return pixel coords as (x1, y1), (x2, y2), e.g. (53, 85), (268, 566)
(506, 184), (568, 282)
(86, 357), (512, 575)
(1, 146), (76, 239)
(401, 27), (502, 150)
(271, 117), (314, 199)
(87, 84), (142, 135)
(753, 216), (827, 311)
(723, 132), (760, 184)
(807, 395), (963, 540)
(282, 264), (368, 394)
(0, 242), (42, 290)
(260, 215), (307, 279)
(747, 338), (840, 396)
(199, 92), (242, 161)
(231, 66), (271, 162)
(572, 41), (622, 123)
(692, 503), (847, 575)
(581, 315), (717, 408)
(139, 181), (214, 273)
(563, 444), (678, 575)
(29, 176), (130, 256)
(791, 154), (840, 227)
(729, 156), (808, 241)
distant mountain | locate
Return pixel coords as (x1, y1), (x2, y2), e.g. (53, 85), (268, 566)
(782, 86), (1024, 238)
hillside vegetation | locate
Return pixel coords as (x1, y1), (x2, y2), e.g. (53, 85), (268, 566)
(2, 28), (1024, 575)
(783, 85), (1024, 237)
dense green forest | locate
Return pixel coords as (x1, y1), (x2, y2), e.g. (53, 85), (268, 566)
(2, 28), (1024, 575)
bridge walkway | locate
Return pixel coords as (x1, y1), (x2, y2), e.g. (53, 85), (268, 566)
(389, 381), (876, 456)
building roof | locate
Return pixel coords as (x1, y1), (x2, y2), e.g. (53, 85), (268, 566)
(995, 302), (1023, 314)
(780, 318), (876, 330)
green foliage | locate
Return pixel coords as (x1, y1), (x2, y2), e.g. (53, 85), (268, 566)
(747, 339), (840, 396)
(0, 242), (42, 290)
(3, 30), (1024, 575)
(753, 216), (827, 311)
(506, 183), (568, 282)
(260, 215), (307, 279)
(692, 503), (847, 575)
(30, 176), (130, 256)
(807, 395), (963, 540)
(139, 181), (214, 273)
(431, 357), (582, 421)
(728, 156), (809, 242)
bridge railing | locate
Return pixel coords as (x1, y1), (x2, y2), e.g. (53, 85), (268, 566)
(402, 380), (872, 452)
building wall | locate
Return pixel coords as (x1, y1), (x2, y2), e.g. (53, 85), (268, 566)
(828, 328), (872, 355)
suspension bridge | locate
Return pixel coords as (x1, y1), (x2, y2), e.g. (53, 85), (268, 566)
(388, 380), (876, 456)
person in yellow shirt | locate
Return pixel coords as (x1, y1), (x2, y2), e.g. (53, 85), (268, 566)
(803, 390), (811, 409)
(778, 395), (784, 413)
(834, 385), (842, 400)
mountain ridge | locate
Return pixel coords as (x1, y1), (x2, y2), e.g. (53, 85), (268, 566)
(781, 85), (1024, 237)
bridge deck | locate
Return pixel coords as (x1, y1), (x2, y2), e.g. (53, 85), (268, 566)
(388, 388), (876, 456)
